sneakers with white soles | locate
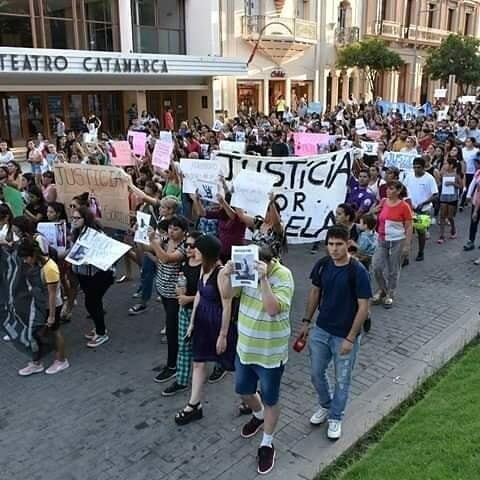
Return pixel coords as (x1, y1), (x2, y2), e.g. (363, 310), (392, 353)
(327, 419), (342, 440)
(310, 406), (329, 425)
(45, 359), (70, 375)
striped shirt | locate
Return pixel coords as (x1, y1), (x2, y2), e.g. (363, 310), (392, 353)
(237, 260), (294, 368)
(155, 241), (186, 298)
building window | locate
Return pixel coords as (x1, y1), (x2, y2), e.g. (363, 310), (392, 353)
(297, 0), (309, 20)
(447, 8), (455, 31)
(405, 0), (413, 28)
(380, 0), (388, 21)
(132, 0), (186, 54)
(464, 12), (472, 35)
(0, 1), (118, 50)
(427, 4), (435, 28)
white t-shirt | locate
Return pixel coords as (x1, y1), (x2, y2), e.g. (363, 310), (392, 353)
(0, 150), (14, 163)
(404, 172), (439, 211)
(462, 147), (479, 175)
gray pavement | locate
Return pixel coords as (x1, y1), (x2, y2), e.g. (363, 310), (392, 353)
(1, 212), (480, 480)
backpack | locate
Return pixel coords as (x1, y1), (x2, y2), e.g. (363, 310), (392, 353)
(312, 255), (358, 299)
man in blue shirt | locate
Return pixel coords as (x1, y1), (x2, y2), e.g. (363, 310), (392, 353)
(347, 169), (376, 220)
(299, 225), (372, 440)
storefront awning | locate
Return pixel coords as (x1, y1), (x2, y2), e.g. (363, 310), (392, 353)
(0, 47), (247, 91)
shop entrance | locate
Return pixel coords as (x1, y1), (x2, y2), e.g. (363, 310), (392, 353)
(146, 91), (188, 130)
(269, 80), (286, 114)
(237, 81), (263, 115)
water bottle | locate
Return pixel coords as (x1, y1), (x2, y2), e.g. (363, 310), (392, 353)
(177, 272), (187, 295)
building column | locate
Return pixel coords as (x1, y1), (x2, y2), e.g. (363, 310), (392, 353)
(285, 78), (292, 109)
(341, 73), (349, 102)
(222, 77), (236, 117)
(330, 72), (339, 108)
(118, 0), (134, 53)
(352, 71), (360, 100)
(263, 78), (270, 114)
(386, 71), (400, 102)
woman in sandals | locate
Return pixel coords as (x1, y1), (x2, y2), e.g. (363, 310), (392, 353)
(372, 181), (413, 309)
(175, 234), (236, 425)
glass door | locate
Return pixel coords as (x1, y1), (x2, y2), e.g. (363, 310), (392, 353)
(25, 95), (44, 138)
(1, 95), (23, 147)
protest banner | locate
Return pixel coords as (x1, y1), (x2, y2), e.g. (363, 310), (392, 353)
(152, 140), (173, 169)
(37, 221), (67, 253)
(231, 170), (275, 218)
(180, 158), (221, 194)
(213, 150), (352, 244)
(54, 163), (130, 231)
(293, 132), (330, 156)
(384, 151), (417, 178)
(134, 211), (151, 245)
(434, 88), (447, 98)
(111, 141), (133, 166)
(219, 140), (246, 154)
(66, 228), (131, 271)
(355, 118), (367, 135)
(366, 130), (382, 141)
(306, 102), (322, 114)
(160, 131), (173, 143)
(361, 141), (379, 156)
(2, 185), (24, 217)
(127, 130), (147, 156)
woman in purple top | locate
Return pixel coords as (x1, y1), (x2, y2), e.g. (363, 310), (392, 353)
(191, 191), (246, 263)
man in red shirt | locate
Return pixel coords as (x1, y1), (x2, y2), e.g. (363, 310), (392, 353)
(163, 107), (174, 131)
(185, 132), (201, 156)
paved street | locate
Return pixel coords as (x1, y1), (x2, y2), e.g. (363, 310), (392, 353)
(1, 212), (479, 480)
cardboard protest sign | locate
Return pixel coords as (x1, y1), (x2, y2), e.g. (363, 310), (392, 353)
(180, 159), (221, 194)
(459, 95), (476, 103)
(2, 186), (24, 217)
(219, 140), (246, 154)
(434, 88), (447, 98)
(37, 221), (67, 253)
(384, 152), (417, 178)
(293, 133), (330, 156)
(111, 141), (133, 166)
(152, 140), (173, 169)
(127, 130), (147, 156)
(366, 130), (382, 141)
(66, 228), (131, 271)
(54, 163), (130, 231)
(159, 131), (173, 143)
(355, 118), (367, 135)
(214, 150), (352, 244)
(231, 171), (275, 218)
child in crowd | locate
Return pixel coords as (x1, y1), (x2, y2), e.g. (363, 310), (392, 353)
(355, 213), (378, 270)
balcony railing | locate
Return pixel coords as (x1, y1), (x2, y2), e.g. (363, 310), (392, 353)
(334, 26), (360, 46)
(242, 15), (318, 44)
(366, 20), (403, 39)
(406, 24), (450, 45)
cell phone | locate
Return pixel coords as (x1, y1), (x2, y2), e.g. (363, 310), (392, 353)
(184, 332), (192, 343)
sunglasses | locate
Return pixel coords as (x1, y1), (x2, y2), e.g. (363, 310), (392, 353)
(185, 243), (195, 248)
(71, 216), (82, 220)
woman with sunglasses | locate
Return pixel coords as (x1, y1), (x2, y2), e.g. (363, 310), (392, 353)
(70, 206), (114, 348)
(162, 230), (203, 397)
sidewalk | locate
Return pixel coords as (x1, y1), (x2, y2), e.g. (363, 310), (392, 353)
(0, 213), (479, 480)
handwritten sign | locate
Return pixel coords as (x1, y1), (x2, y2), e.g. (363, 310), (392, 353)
(434, 88), (447, 98)
(213, 150), (352, 243)
(306, 102), (322, 115)
(152, 140), (173, 169)
(293, 133), (329, 156)
(361, 141), (379, 156)
(127, 130), (147, 156)
(366, 130), (382, 141)
(180, 159), (221, 194)
(159, 131), (173, 143)
(219, 140), (246, 154)
(111, 141), (133, 166)
(54, 163), (130, 231)
(384, 152), (417, 171)
(231, 171), (275, 218)
(355, 118), (367, 135)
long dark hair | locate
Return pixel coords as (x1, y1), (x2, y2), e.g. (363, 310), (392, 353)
(0, 204), (13, 227)
(17, 237), (48, 265)
(71, 206), (103, 241)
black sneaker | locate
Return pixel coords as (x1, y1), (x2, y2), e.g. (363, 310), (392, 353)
(241, 415), (264, 438)
(154, 366), (176, 383)
(128, 304), (147, 316)
(415, 253), (424, 262)
(161, 381), (188, 397)
(208, 366), (227, 384)
(257, 445), (275, 475)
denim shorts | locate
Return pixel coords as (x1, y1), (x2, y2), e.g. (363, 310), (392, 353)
(234, 355), (285, 407)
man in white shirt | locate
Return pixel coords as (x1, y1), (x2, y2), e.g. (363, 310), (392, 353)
(461, 138), (479, 208)
(0, 141), (14, 164)
(403, 157), (439, 262)
(466, 118), (480, 144)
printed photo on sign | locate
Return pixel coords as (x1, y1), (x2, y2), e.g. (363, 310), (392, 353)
(66, 243), (89, 265)
(231, 245), (259, 288)
(197, 180), (218, 202)
(37, 221), (67, 253)
(134, 211), (152, 245)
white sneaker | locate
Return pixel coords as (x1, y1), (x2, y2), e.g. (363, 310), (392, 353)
(310, 406), (329, 425)
(86, 334), (110, 348)
(45, 359), (70, 375)
(327, 419), (342, 440)
(2, 334), (10, 342)
(18, 362), (44, 376)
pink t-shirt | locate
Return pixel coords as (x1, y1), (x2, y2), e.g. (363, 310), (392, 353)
(377, 200), (413, 241)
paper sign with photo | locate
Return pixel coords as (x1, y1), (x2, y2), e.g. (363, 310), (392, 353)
(293, 133), (329, 156)
(180, 158), (221, 194)
(134, 211), (152, 245)
(355, 118), (368, 135)
(127, 130), (147, 156)
(231, 245), (259, 288)
(152, 140), (173, 169)
(231, 170), (275, 218)
(361, 141), (379, 156)
(111, 141), (133, 166)
(37, 221), (67, 253)
(159, 131), (173, 143)
(197, 180), (218, 202)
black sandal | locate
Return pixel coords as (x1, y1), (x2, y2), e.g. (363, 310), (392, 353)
(175, 402), (203, 425)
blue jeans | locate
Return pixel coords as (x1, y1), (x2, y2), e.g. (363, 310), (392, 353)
(309, 326), (360, 421)
(139, 255), (157, 304)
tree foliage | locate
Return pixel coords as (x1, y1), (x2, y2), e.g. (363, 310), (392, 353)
(336, 38), (404, 98)
(424, 34), (480, 95)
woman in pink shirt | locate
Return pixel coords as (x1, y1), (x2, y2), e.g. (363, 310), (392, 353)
(372, 180), (413, 308)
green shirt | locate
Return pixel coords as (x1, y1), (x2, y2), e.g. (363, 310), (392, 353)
(237, 260), (294, 368)
(163, 182), (181, 200)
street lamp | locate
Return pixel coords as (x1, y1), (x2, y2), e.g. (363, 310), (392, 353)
(411, 5), (437, 104)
